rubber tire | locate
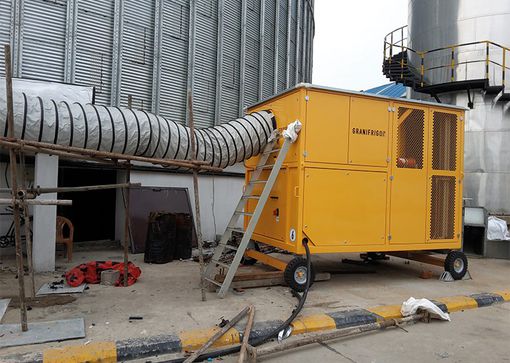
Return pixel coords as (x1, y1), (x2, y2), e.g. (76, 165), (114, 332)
(444, 250), (468, 280)
(284, 257), (315, 292)
(241, 242), (259, 266)
(367, 252), (386, 260)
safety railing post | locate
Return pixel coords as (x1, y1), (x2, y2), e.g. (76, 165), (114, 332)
(451, 47), (455, 82)
(486, 42), (490, 80)
(401, 26), (404, 50)
(390, 32), (393, 59)
(503, 48), (506, 91)
(420, 53), (425, 87)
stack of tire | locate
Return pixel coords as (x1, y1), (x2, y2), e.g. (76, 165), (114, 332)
(144, 212), (193, 264)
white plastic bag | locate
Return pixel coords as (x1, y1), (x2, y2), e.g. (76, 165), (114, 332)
(401, 297), (450, 321)
(487, 216), (510, 241)
(282, 120), (302, 143)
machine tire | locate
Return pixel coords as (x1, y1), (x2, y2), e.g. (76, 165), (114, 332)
(444, 251), (468, 280)
(284, 257), (315, 292)
(241, 242), (259, 266)
(367, 252), (386, 260)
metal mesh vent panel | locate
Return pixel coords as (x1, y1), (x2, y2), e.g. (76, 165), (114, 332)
(432, 112), (457, 171)
(430, 176), (456, 240)
(396, 108), (424, 169)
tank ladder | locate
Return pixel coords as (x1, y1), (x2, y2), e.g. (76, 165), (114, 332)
(204, 130), (291, 298)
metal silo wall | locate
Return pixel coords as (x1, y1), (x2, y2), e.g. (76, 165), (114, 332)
(1, 0), (314, 129)
(409, 0), (510, 214)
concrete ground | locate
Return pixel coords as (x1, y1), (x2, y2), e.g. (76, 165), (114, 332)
(0, 249), (509, 360)
(220, 303), (510, 363)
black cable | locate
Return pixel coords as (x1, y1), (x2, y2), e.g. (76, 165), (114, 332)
(161, 239), (312, 363)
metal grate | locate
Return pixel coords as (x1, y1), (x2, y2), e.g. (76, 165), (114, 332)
(430, 176), (456, 240)
(396, 108), (424, 169)
(432, 112), (457, 171)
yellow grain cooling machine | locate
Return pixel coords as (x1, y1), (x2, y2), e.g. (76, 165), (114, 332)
(243, 84), (467, 290)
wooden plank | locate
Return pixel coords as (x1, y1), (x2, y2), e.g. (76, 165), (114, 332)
(213, 272), (330, 290)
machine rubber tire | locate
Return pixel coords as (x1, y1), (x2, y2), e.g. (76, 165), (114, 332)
(444, 251), (468, 280)
(367, 252), (386, 260)
(241, 242), (259, 266)
(284, 257), (315, 292)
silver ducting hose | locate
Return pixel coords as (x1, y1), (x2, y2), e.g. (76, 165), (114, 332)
(0, 93), (276, 168)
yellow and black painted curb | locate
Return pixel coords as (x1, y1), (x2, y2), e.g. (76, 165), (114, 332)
(10, 290), (508, 363)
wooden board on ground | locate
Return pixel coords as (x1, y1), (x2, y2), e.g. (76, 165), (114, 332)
(0, 318), (85, 348)
(0, 299), (10, 323)
(212, 266), (330, 291)
(37, 282), (87, 296)
(4, 295), (76, 308)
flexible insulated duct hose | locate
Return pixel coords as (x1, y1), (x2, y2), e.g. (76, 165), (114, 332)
(0, 93), (276, 168)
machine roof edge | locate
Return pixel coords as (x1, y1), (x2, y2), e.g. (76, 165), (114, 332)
(247, 83), (468, 111)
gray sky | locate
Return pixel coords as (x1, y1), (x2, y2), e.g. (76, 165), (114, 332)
(312, 0), (408, 91)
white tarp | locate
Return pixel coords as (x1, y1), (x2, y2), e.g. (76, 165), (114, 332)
(401, 297), (451, 321)
(487, 216), (510, 241)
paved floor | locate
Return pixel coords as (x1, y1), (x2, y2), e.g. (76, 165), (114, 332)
(221, 303), (510, 363)
(1, 249), (509, 360)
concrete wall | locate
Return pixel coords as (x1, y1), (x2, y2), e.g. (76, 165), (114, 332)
(0, 160), (34, 258)
(115, 166), (245, 244)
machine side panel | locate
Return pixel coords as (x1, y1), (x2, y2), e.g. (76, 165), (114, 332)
(302, 167), (387, 247)
(389, 104), (429, 244)
(304, 90), (350, 165)
(246, 89), (304, 169)
(348, 97), (390, 167)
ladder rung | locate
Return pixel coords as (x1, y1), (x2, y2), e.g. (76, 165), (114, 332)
(262, 148), (280, 155)
(249, 180), (267, 185)
(235, 211), (253, 216)
(223, 244), (238, 251)
(204, 276), (222, 287)
(212, 259), (231, 269)
(256, 164), (274, 170)
(241, 195), (260, 199)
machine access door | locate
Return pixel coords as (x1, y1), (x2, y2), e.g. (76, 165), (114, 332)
(389, 105), (429, 245)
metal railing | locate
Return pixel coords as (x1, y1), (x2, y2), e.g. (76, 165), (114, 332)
(384, 25), (510, 91)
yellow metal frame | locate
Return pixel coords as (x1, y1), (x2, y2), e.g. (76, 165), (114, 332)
(244, 249), (288, 271)
(243, 85), (465, 257)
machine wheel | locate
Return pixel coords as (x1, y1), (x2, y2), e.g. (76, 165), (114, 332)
(284, 257), (315, 292)
(241, 241), (259, 266)
(444, 251), (468, 280)
(367, 252), (386, 260)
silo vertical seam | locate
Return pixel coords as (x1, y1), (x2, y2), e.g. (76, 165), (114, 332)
(13, 0), (24, 77)
(111, 0), (124, 106)
(301, 0), (308, 82)
(274, 0), (280, 93)
(214, 0), (224, 125)
(63, 0), (77, 84)
(239, 0), (248, 116)
(151, 0), (164, 114)
(258, 0), (266, 100)
(285, 0), (292, 88)
(308, 0), (314, 81)
(295, 0), (302, 83)
(214, 1), (224, 125)
(185, 0), (197, 125)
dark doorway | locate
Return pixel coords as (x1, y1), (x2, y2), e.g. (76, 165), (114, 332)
(57, 166), (117, 243)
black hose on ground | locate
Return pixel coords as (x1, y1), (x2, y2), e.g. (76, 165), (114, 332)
(163, 239), (312, 363)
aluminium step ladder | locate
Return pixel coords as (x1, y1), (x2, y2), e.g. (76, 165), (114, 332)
(204, 130), (292, 298)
